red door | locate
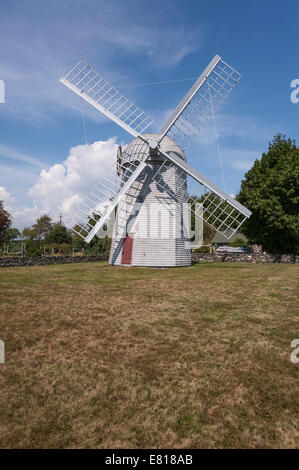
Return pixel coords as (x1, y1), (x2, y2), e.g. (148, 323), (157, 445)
(121, 233), (134, 264)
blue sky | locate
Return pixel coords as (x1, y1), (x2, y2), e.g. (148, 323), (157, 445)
(0, 0), (298, 228)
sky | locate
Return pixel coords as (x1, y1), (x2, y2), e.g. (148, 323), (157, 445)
(0, 0), (298, 229)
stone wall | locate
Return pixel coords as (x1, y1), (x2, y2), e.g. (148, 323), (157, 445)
(0, 252), (298, 268)
(0, 254), (109, 268)
(191, 253), (299, 264)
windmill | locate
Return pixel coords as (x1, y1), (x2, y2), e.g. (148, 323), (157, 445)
(60, 54), (251, 267)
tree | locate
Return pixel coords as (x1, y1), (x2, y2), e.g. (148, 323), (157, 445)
(5, 227), (21, 243)
(24, 240), (43, 257)
(88, 235), (111, 254)
(237, 134), (299, 254)
(46, 224), (72, 244)
(22, 226), (38, 240)
(33, 214), (52, 240)
(0, 200), (12, 243)
(229, 237), (248, 248)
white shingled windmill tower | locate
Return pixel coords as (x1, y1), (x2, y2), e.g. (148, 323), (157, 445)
(60, 54), (251, 267)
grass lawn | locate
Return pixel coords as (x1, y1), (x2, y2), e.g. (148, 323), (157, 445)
(0, 261), (298, 448)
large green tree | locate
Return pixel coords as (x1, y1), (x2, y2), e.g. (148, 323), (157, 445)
(237, 134), (299, 254)
(46, 224), (72, 244)
(33, 214), (52, 240)
(0, 200), (12, 243)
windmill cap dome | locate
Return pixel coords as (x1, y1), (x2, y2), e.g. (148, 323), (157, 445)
(122, 133), (186, 163)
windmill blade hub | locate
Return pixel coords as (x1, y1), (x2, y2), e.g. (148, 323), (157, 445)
(148, 137), (159, 150)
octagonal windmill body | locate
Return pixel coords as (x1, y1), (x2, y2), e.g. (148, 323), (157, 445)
(60, 54), (251, 267)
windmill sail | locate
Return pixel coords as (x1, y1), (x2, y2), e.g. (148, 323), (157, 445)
(159, 55), (241, 150)
(155, 149), (251, 238)
(60, 60), (153, 137)
(60, 61), (154, 243)
(67, 145), (148, 243)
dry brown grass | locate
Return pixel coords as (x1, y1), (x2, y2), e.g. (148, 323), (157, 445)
(0, 261), (298, 448)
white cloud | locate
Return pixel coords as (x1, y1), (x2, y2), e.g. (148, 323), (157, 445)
(0, 186), (16, 223)
(0, 186), (15, 206)
(0, 1), (202, 124)
(0, 144), (44, 168)
(11, 138), (119, 228)
(218, 148), (258, 171)
(231, 160), (254, 171)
